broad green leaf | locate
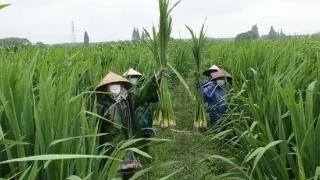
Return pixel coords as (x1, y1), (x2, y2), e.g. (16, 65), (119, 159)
(18, 165), (32, 180)
(158, 167), (184, 180)
(67, 175), (83, 180)
(250, 140), (284, 178)
(210, 129), (233, 140)
(127, 147), (152, 159)
(0, 154), (118, 164)
(49, 133), (108, 147)
(0, 138), (29, 145)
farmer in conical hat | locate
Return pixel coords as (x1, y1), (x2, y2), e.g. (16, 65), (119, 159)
(123, 68), (144, 86)
(96, 69), (166, 178)
(96, 71), (139, 177)
(198, 65), (232, 125)
(123, 68), (159, 147)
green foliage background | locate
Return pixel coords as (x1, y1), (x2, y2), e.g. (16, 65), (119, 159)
(1, 37), (320, 179)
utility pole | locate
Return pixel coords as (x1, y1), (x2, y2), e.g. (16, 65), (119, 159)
(71, 21), (76, 43)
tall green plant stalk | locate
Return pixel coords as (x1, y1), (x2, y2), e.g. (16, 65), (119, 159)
(144, 0), (181, 127)
(203, 39), (320, 179)
(0, 47), (153, 179)
(186, 25), (207, 128)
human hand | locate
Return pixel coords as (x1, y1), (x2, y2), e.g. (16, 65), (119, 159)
(156, 68), (168, 81)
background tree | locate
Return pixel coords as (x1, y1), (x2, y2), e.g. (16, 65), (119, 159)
(261, 26), (286, 39)
(136, 28), (141, 40)
(84, 31), (89, 45)
(268, 26), (278, 39)
(251, 24), (260, 39)
(279, 30), (286, 38)
(235, 24), (260, 41)
(0, 37), (31, 46)
(131, 27), (141, 41)
(131, 27), (136, 41)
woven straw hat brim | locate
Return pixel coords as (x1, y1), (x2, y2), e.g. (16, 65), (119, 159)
(96, 71), (132, 90)
(203, 65), (221, 76)
(211, 70), (233, 80)
(123, 68), (143, 77)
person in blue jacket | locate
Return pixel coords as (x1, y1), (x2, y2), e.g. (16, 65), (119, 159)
(200, 65), (233, 125)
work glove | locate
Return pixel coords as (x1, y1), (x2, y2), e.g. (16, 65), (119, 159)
(156, 68), (168, 82)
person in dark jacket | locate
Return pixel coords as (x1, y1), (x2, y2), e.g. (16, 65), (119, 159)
(96, 70), (165, 178)
(199, 65), (232, 125)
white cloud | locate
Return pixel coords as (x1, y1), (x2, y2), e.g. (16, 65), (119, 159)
(0, 0), (319, 44)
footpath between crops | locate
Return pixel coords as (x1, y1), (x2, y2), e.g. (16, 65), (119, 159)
(142, 128), (216, 179)
(140, 84), (229, 179)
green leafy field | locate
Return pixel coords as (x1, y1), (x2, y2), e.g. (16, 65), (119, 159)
(1, 38), (320, 179)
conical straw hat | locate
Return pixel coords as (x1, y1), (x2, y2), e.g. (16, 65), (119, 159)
(96, 71), (132, 90)
(203, 65), (221, 76)
(211, 70), (233, 80)
(123, 68), (143, 77)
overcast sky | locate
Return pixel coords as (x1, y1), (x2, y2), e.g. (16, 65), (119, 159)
(1, 0), (319, 44)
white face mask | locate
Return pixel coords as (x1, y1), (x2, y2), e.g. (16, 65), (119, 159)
(130, 78), (138, 85)
(107, 84), (121, 95)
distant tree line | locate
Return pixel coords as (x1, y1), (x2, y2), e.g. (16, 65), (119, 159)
(261, 26), (286, 39)
(235, 25), (260, 41)
(0, 37), (31, 46)
(235, 25), (287, 41)
(1, 25), (319, 47)
(131, 27), (147, 41)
